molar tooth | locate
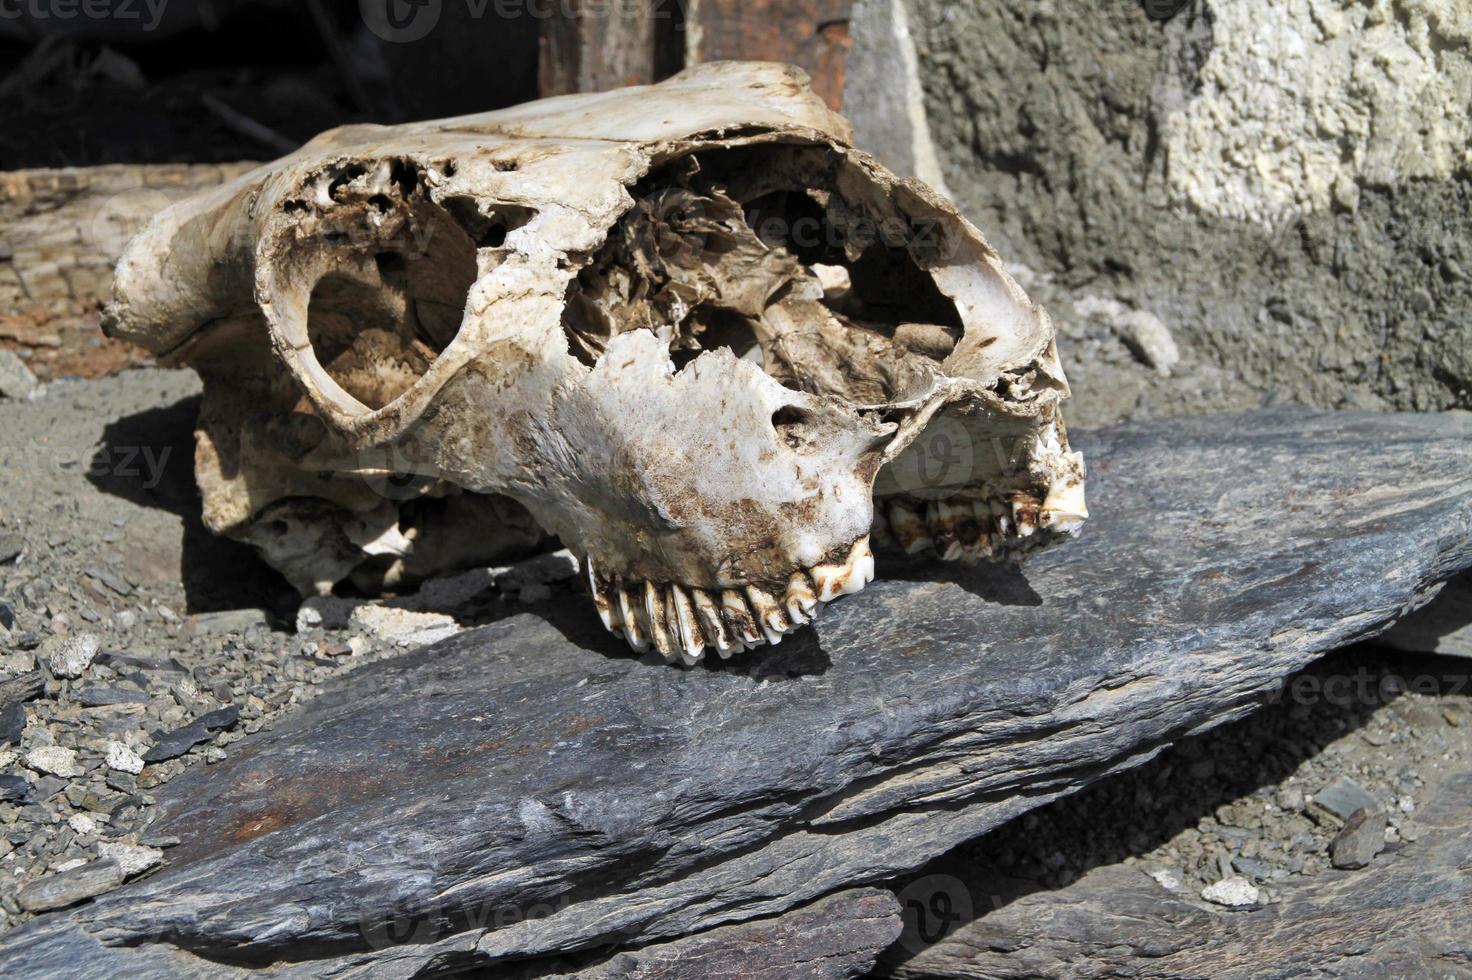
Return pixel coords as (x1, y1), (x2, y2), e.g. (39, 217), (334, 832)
(667, 584), (706, 664)
(784, 571), (819, 625)
(721, 589), (764, 647)
(888, 502), (932, 554)
(691, 588), (742, 658)
(811, 536), (874, 602)
(643, 580), (676, 661)
(745, 585), (791, 645)
(1040, 479), (1089, 535)
(617, 582), (650, 652)
(1010, 493), (1040, 538)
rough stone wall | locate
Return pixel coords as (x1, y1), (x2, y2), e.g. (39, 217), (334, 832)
(905, 0), (1472, 425)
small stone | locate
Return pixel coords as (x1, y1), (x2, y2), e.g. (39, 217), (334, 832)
(138, 833), (180, 849)
(105, 741), (146, 775)
(1232, 856), (1274, 881)
(1201, 876), (1259, 908)
(1275, 786), (1304, 812)
(1330, 807), (1387, 870)
(1146, 867), (1184, 891)
(1113, 309), (1181, 376)
(46, 633), (101, 679)
(1398, 797), (1415, 814)
(155, 604), (179, 624)
(78, 687), (151, 707)
(111, 609), (138, 632)
(0, 350), (39, 401)
(1307, 777), (1377, 827)
(0, 534), (22, 565)
(0, 774), (31, 803)
(25, 746), (81, 778)
(16, 858), (124, 911)
(67, 813), (96, 836)
(1445, 709), (1461, 727)
(143, 705), (240, 763)
(97, 841), (163, 878)
(193, 608), (271, 635)
(348, 605), (460, 648)
(0, 703), (25, 745)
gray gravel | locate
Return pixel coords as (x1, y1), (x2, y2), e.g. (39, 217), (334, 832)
(0, 369), (573, 930)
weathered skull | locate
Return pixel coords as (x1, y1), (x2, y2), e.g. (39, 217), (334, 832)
(104, 62), (1086, 663)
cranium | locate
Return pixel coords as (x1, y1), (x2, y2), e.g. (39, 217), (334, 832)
(104, 62), (1086, 663)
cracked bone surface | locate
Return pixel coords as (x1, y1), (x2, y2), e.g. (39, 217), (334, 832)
(104, 61), (1085, 661)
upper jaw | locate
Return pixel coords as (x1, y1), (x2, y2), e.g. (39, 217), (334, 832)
(582, 534), (875, 664)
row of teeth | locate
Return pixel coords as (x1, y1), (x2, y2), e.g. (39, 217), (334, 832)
(584, 537), (875, 664)
(872, 493), (1044, 562)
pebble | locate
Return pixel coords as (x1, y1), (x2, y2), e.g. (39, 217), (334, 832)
(46, 633), (101, 679)
(112, 609), (138, 632)
(1330, 807), (1387, 870)
(0, 350), (39, 401)
(67, 813), (96, 836)
(348, 606), (461, 648)
(16, 859), (124, 912)
(1307, 776), (1377, 827)
(105, 741), (146, 775)
(193, 608), (272, 636)
(1201, 876), (1259, 908)
(143, 705), (240, 762)
(25, 746), (81, 778)
(0, 774), (31, 803)
(1146, 867), (1184, 891)
(0, 703), (25, 744)
(97, 842), (164, 878)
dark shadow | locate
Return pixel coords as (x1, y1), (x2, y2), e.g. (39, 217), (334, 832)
(86, 395), (296, 615)
(879, 548), (1043, 607)
(876, 646), (1472, 974)
(1380, 571), (1472, 654)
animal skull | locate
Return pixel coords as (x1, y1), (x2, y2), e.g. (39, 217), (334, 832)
(104, 62), (1086, 663)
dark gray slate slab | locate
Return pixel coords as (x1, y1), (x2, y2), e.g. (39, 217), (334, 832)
(882, 772), (1472, 979)
(1, 409), (1470, 977)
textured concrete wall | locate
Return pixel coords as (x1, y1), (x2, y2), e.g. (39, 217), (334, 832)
(904, 0), (1472, 425)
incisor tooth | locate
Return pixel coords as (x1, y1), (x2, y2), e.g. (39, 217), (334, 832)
(745, 585), (791, 645)
(692, 588), (742, 658)
(617, 583), (650, 652)
(644, 580), (676, 660)
(785, 571), (818, 625)
(721, 589), (763, 647)
(667, 584), (706, 663)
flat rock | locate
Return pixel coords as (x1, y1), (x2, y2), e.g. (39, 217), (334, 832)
(0, 409), (1469, 976)
(16, 860), (123, 913)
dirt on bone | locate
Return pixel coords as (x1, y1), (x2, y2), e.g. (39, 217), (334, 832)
(561, 144), (961, 406)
